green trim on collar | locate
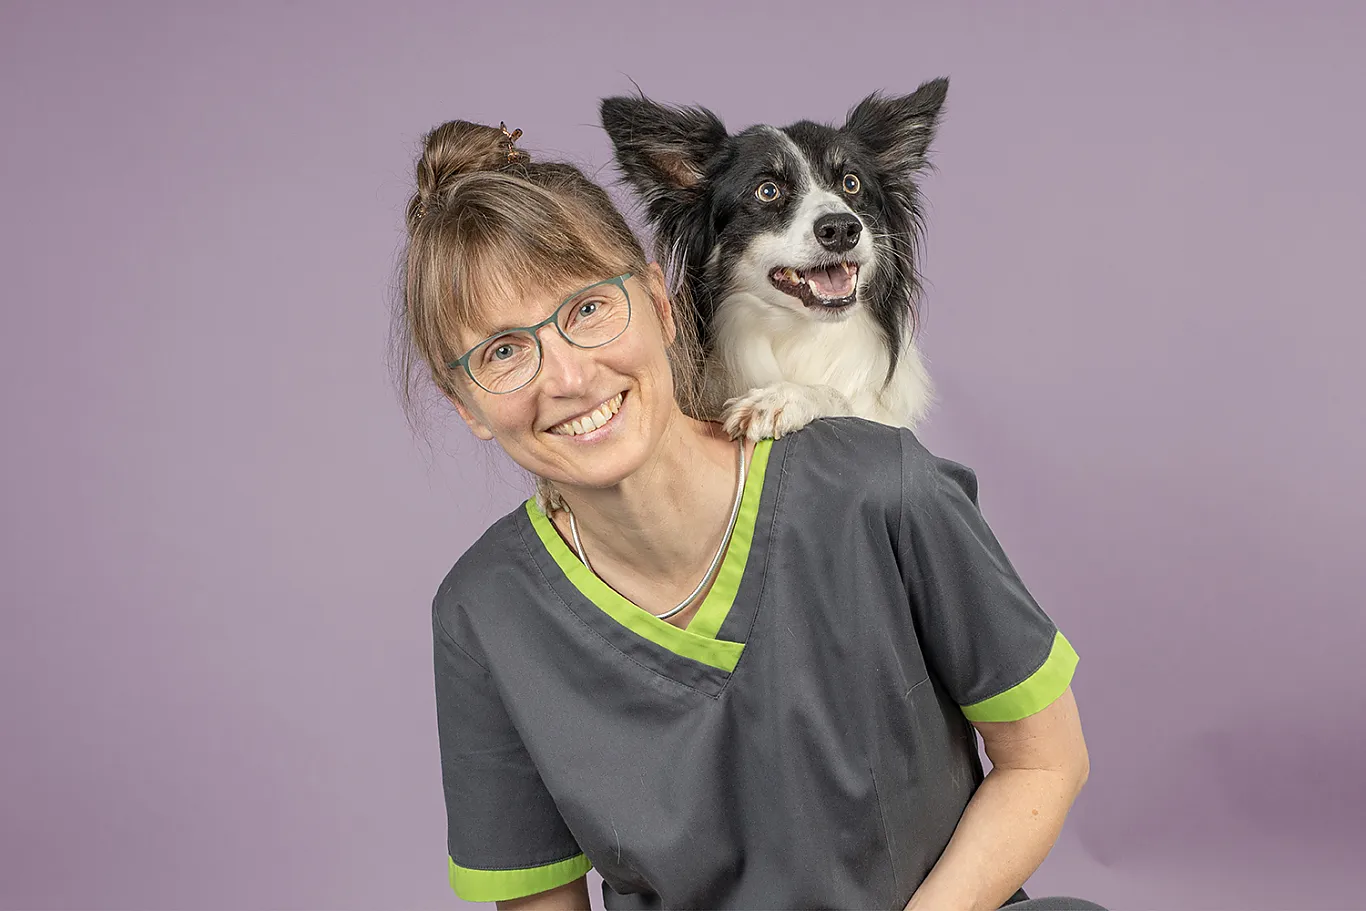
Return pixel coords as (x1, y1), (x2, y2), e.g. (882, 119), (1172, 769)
(686, 438), (772, 638)
(525, 439), (771, 673)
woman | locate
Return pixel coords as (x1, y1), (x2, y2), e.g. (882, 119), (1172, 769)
(395, 119), (1105, 911)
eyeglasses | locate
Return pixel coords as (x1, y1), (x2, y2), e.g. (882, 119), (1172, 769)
(448, 273), (634, 395)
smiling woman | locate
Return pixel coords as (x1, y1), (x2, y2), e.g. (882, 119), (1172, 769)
(392, 118), (1104, 911)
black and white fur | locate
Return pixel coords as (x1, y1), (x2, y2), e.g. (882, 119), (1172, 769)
(600, 78), (948, 439)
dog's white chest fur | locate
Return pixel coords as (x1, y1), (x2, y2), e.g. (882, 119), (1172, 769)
(705, 291), (933, 436)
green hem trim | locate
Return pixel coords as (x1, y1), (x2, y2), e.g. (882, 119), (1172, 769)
(524, 439), (771, 673)
(448, 853), (591, 902)
(961, 631), (1079, 723)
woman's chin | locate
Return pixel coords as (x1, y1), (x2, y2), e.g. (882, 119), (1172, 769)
(536, 441), (651, 496)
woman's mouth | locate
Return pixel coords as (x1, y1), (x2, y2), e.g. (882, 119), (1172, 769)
(547, 392), (625, 438)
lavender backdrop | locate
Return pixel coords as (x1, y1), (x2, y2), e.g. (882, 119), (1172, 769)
(3, 1), (1364, 909)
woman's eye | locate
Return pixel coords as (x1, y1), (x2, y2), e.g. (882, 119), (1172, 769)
(843, 173), (861, 194)
(755, 181), (781, 202)
(577, 301), (599, 318)
(482, 336), (525, 364)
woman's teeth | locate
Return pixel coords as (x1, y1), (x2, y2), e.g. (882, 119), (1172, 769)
(550, 393), (624, 436)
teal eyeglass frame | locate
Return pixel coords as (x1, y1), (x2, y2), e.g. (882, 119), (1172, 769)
(447, 272), (634, 394)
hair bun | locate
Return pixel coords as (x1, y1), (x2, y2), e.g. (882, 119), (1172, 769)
(408, 120), (530, 229)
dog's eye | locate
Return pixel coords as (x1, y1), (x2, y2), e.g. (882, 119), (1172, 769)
(842, 174), (861, 195)
(755, 181), (782, 202)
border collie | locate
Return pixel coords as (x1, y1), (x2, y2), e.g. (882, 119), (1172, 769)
(600, 78), (948, 440)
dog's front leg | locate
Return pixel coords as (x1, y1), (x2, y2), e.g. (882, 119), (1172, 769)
(700, 332), (783, 421)
(722, 381), (856, 441)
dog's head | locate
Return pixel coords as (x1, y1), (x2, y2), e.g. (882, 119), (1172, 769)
(601, 79), (947, 343)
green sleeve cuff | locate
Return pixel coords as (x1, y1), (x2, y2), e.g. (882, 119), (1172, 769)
(960, 631), (1078, 723)
(448, 853), (592, 902)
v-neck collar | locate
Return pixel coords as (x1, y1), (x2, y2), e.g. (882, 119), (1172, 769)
(524, 439), (773, 674)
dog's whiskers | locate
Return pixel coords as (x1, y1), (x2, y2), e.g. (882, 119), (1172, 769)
(868, 235), (919, 272)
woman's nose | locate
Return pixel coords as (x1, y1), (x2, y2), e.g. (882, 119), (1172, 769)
(535, 328), (589, 397)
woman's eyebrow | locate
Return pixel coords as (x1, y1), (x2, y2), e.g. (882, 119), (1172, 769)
(465, 299), (534, 339)
(477, 319), (525, 338)
(466, 277), (594, 340)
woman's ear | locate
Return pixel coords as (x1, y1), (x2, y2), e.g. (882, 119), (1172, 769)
(644, 262), (677, 346)
(447, 391), (495, 441)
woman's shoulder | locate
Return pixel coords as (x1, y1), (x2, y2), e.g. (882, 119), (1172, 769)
(784, 413), (904, 447)
(777, 416), (908, 505)
(780, 416), (974, 510)
(782, 415), (908, 477)
(432, 504), (533, 630)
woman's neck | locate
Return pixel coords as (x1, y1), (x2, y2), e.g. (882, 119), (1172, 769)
(551, 416), (749, 610)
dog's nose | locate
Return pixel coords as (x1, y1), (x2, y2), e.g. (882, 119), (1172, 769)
(814, 212), (862, 253)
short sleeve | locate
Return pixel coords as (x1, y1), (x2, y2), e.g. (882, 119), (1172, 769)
(432, 597), (590, 902)
(897, 430), (1078, 723)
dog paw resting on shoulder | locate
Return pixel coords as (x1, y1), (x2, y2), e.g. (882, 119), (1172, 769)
(722, 382), (854, 441)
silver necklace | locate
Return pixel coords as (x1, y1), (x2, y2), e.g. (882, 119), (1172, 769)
(566, 439), (747, 621)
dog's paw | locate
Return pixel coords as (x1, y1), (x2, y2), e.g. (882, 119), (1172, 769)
(533, 476), (566, 515)
(722, 382), (849, 441)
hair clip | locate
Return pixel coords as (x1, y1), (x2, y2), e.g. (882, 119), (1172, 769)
(499, 121), (524, 163)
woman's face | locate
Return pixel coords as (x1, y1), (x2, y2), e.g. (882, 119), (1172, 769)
(449, 263), (682, 494)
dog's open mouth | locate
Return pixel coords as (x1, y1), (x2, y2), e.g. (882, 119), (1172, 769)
(769, 262), (859, 309)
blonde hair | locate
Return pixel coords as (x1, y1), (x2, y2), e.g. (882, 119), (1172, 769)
(391, 120), (703, 432)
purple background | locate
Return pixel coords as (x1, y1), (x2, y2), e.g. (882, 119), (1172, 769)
(3, 1), (1364, 909)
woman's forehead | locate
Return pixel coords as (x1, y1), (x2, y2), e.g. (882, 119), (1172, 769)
(458, 271), (602, 342)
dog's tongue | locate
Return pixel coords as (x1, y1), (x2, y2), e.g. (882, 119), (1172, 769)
(806, 265), (854, 299)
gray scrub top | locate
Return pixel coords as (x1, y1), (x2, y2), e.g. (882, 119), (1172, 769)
(433, 418), (1079, 909)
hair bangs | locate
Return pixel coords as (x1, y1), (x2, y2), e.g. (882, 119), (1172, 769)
(444, 190), (631, 344)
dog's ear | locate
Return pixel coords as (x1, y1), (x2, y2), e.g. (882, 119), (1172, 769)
(844, 78), (948, 179)
(600, 95), (728, 204)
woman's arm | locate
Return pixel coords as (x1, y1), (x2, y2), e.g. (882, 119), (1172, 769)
(496, 876), (591, 911)
(904, 687), (1090, 911)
